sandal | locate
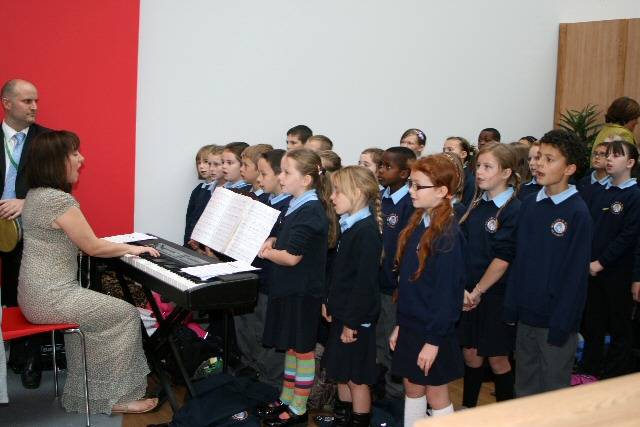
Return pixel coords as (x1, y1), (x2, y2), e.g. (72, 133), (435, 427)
(112, 397), (159, 414)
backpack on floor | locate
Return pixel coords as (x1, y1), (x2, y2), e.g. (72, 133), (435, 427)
(169, 374), (278, 427)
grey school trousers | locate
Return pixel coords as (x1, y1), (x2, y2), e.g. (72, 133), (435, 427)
(376, 293), (404, 398)
(234, 292), (284, 387)
(515, 323), (578, 398)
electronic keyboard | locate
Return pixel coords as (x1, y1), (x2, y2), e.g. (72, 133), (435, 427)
(108, 236), (258, 311)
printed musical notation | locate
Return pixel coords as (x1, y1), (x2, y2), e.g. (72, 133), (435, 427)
(191, 188), (280, 264)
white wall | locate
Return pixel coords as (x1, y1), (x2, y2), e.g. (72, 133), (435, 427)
(135, 0), (640, 244)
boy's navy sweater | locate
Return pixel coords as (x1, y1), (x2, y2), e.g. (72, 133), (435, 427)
(255, 194), (292, 294)
(379, 187), (414, 294)
(397, 221), (466, 346)
(518, 181), (542, 201)
(577, 170), (608, 206)
(504, 191), (591, 346)
(327, 215), (382, 329)
(461, 166), (476, 208)
(589, 182), (640, 270)
(461, 197), (520, 294)
(269, 200), (328, 298)
(184, 183), (213, 245)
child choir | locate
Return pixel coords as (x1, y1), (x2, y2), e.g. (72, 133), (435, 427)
(184, 125), (640, 426)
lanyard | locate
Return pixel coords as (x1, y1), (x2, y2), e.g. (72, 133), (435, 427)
(4, 137), (19, 170)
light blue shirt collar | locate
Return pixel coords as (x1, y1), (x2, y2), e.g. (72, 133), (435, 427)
(590, 171), (610, 185)
(339, 206), (371, 233)
(223, 179), (248, 189)
(536, 185), (578, 205)
(481, 187), (514, 208)
(605, 177), (636, 190)
(382, 184), (410, 205)
(422, 212), (431, 228)
(269, 193), (291, 205)
(378, 184), (384, 192)
(285, 189), (318, 216)
(202, 180), (216, 190)
(524, 177), (538, 186)
(253, 188), (264, 196)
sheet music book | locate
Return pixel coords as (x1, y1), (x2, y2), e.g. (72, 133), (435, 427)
(181, 260), (259, 280)
(103, 232), (157, 243)
(190, 187), (281, 264)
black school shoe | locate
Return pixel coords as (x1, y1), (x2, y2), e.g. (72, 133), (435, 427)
(263, 407), (308, 427)
(255, 399), (287, 418)
(21, 355), (42, 389)
(313, 398), (352, 427)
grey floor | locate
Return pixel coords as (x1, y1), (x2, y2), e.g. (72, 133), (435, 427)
(0, 368), (122, 427)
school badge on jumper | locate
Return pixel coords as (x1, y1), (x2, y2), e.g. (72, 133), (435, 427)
(610, 201), (624, 214)
(387, 213), (399, 228)
(551, 218), (568, 237)
(485, 217), (498, 233)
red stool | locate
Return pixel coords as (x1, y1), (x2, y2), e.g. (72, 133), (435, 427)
(1, 307), (90, 426)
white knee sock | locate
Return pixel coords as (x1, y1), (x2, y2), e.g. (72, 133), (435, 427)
(431, 403), (454, 417)
(404, 396), (427, 427)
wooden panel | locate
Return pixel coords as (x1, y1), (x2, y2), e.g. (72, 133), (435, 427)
(623, 19), (640, 142)
(417, 373), (640, 427)
(554, 19), (629, 126)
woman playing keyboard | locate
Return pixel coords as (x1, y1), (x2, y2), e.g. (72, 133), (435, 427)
(17, 130), (160, 415)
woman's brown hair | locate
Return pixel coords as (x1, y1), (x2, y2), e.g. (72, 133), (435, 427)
(395, 154), (462, 281)
(284, 148), (339, 248)
(605, 96), (640, 126)
(25, 130), (80, 193)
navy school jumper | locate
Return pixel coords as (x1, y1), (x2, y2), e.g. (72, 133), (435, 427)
(518, 179), (542, 201)
(184, 182), (214, 245)
(397, 218), (466, 345)
(577, 170), (609, 207)
(254, 193), (292, 295)
(504, 187), (591, 346)
(588, 179), (640, 272)
(380, 185), (414, 295)
(268, 199), (328, 298)
(461, 166), (476, 208)
(461, 189), (520, 294)
(327, 215), (382, 329)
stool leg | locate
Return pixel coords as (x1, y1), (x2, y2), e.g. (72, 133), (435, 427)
(52, 331), (59, 397)
(67, 329), (91, 427)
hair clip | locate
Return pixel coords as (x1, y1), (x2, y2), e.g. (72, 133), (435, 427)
(416, 130), (425, 141)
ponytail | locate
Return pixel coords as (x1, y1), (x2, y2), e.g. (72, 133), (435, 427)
(284, 148), (338, 248)
(317, 170), (338, 248)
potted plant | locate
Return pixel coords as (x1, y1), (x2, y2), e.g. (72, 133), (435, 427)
(557, 104), (602, 177)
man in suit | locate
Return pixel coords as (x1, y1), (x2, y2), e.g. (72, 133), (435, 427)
(1, 79), (50, 388)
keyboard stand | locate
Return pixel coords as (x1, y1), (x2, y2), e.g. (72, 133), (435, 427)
(114, 269), (197, 411)
(86, 236), (258, 413)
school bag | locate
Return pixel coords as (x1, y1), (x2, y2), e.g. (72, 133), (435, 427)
(168, 373), (278, 427)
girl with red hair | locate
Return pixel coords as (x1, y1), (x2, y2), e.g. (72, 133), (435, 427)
(389, 154), (466, 423)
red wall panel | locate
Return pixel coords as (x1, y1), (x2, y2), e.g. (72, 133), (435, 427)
(0, 0), (139, 236)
